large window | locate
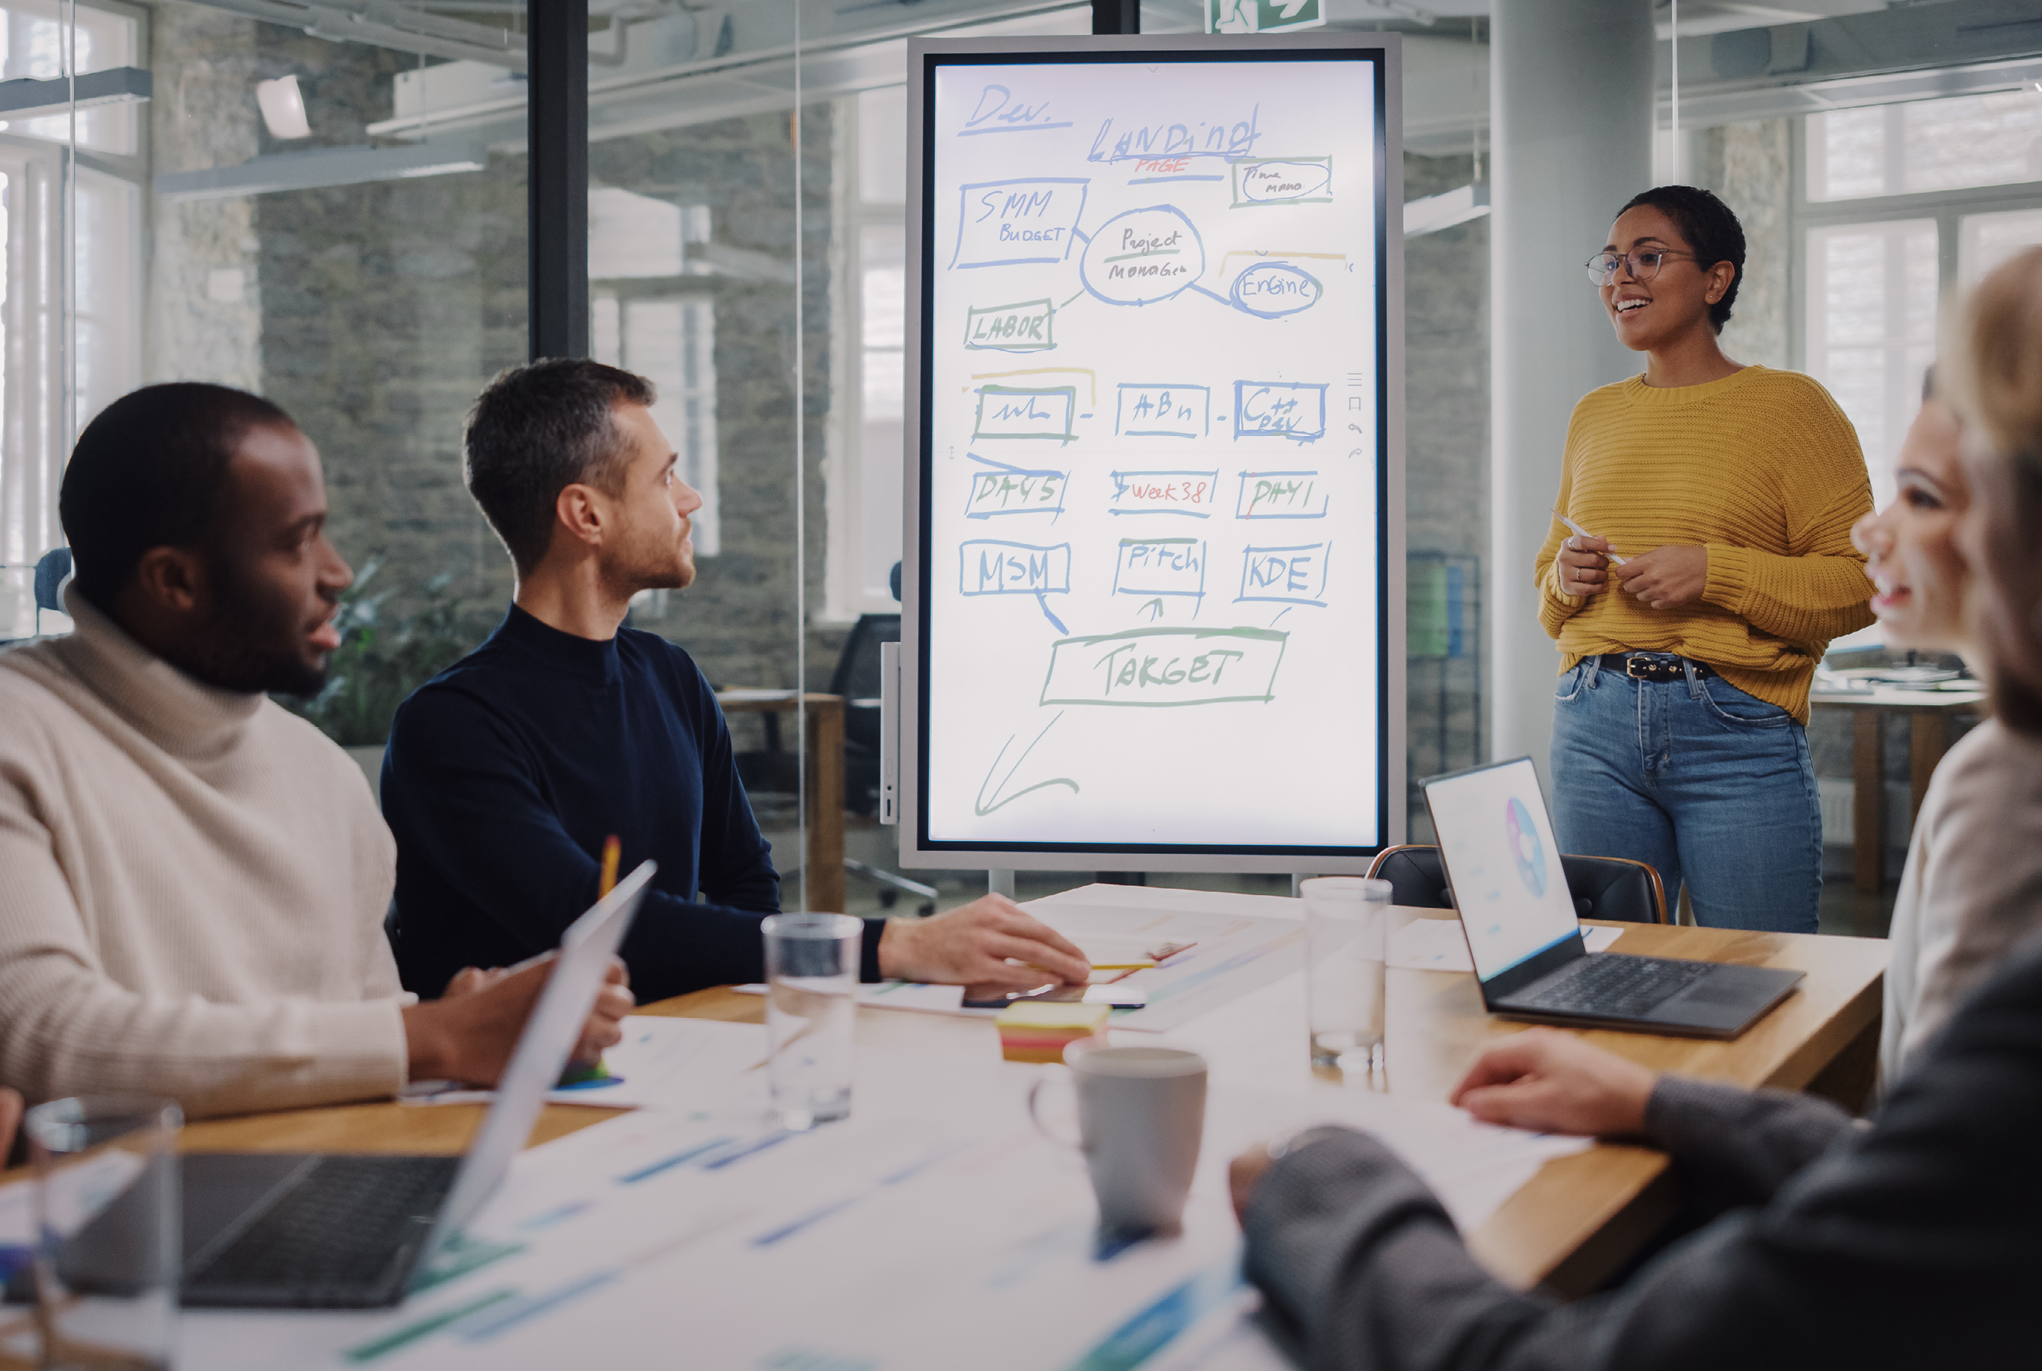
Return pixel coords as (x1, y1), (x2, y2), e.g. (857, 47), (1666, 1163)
(1803, 218), (1937, 499)
(590, 187), (721, 558)
(826, 85), (908, 621)
(0, 0), (141, 639)
(1801, 89), (2042, 505)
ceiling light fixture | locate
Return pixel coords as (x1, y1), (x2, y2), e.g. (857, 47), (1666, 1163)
(256, 74), (312, 139)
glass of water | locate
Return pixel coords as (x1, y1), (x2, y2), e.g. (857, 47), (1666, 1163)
(762, 912), (864, 1130)
(25, 1096), (183, 1371)
(1302, 877), (1396, 1086)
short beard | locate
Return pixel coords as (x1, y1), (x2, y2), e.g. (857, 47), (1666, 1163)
(175, 555), (332, 698)
(601, 541), (695, 603)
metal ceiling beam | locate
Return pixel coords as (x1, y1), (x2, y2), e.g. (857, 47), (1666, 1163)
(180, 0), (527, 71)
(0, 66), (150, 119)
(152, 139), (486, 201)
(1661, 0), (2042, 125)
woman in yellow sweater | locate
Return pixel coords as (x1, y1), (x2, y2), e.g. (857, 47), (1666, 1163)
(1539, 186), (1875, 933)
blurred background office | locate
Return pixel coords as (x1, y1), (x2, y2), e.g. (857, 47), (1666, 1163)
(0, 0), (2025, 929)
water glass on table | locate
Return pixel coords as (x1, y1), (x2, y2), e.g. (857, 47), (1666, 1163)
(762, 912), (864, 1130)
(1303, 876), (1397, 1086)
(22, 1095), (183, 1371)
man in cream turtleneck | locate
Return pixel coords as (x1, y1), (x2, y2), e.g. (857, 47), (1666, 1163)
(0, 382), (632, 1119)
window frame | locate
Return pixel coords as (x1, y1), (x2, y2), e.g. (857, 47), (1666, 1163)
(1790, 110), (2042, 371)
(823, 88), (909, 624)
(0, 0), (144, 639)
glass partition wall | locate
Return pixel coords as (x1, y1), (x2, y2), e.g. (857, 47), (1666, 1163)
(25, 1), (2042, 919)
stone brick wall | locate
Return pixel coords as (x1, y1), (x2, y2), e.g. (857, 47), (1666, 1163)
(1698, 119), (1791, 371)
(143, 10), (841, 745)
(246, 27), (527, 644)
(146, 2), (262, 391)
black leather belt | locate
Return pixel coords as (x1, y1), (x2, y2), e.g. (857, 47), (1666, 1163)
(1597, 653), (1715, 682)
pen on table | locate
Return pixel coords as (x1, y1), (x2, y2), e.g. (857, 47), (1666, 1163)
(1551, 508), (1628, 566)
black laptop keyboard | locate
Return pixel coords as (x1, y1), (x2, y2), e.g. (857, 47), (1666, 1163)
(186, 1155), (462, 1307)
(1511, 955), (1713, 1019)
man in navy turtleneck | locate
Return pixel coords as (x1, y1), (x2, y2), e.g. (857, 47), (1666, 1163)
(381, 360), (1089, 1004)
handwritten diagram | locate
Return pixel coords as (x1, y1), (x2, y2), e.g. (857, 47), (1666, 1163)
(922, 53), (1386, 851)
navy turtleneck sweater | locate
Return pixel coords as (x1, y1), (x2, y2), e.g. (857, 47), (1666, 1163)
(380, 605), (885, 1002)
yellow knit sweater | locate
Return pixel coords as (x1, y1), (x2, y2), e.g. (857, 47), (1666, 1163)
(1536, 365), (1876, 723)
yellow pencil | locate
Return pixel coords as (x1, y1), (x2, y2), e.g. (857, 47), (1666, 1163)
(561, 833), (626, 1089)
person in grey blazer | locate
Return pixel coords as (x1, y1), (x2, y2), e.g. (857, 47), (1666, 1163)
(1233, 960), (2037, 1368)
(1228, 245), (2042, 1371)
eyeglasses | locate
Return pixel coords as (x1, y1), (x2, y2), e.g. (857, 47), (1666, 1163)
(1585, 249), (1701, 287)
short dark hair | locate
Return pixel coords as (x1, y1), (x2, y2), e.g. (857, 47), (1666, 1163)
(60, 382), (297, 603)
(1617, 185), (1746, 333)
(463, 358), (657, 575)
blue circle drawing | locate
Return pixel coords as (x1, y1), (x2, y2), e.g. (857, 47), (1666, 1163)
(1505, 796), (1547, 898)
(1078, 205), (1206, 307)
(1229, 261), (1322, 318)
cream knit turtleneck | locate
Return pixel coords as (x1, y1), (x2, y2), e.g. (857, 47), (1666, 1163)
(0, 590), (408, 1118)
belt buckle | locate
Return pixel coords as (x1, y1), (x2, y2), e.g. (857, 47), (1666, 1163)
(1624, 656), (1653, 681)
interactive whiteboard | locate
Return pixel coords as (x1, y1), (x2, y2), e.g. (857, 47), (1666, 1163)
(901, 33), (1404, 871)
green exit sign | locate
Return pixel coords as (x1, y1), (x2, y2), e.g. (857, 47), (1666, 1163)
(1207, 0), (1324, 35)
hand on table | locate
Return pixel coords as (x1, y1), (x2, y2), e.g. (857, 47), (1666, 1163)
(0, 1088), (20, 1162)
(1556, 535), (1617, 598)
(403, 957), (633, 1084)
(1612, 544), (1708, 610)
(1228, 1145), (1277, 1225)
(1449, 1028), (1657, 1138)
(876, 894), (1090, 990)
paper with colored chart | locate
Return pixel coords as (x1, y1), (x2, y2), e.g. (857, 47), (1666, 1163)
(180, 1046), (1585, 1370)
(402, 1017), (769, 1111)
(1020, 887), (1307, 1032)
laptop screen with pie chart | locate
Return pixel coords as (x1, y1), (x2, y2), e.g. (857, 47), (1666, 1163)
(1422, 757), (1583, 982)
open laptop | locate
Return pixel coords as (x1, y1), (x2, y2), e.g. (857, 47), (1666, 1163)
(61, 861), (652, 1309)
(1422, 759), (1802, 1038)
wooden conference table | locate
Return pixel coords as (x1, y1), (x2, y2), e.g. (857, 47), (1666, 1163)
(182, 912), (1887, 1299)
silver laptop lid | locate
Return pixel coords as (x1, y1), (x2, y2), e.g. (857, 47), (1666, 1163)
(1422, 758), (1581, 984)
(414, 859), (653, 1276)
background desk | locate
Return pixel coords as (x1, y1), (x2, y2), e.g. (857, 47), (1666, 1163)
(1810, 684), (1987, 891)
(715, 690), (845, 911)
(182, 912), (1885, 1300)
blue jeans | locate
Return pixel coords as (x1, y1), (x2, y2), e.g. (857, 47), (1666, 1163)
(1549, 654), (1823, 934)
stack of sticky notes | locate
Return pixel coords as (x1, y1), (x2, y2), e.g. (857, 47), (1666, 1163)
(995, 1001), (1112, 1064)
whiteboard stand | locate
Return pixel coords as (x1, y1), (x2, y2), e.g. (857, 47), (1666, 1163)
(989, 870), (1016, 899)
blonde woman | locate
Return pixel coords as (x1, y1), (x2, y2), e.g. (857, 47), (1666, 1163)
(1852, 381), (2042, 1086)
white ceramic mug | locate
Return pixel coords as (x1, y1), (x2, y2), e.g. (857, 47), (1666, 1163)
(1030, 1044), (1208, 1237)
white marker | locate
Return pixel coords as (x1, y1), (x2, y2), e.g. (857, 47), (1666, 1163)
(1552, 509), (1628, 565)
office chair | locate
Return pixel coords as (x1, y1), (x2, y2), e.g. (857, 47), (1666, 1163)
(1365, 844), (1670, 924)
(34, 547), (72, 618)
(0, 547), (75, 643)
(828, 611), (899, 816)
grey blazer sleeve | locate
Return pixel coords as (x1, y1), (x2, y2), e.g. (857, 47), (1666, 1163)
(1641, 1075), (1855, 1212)
(1238, 934), (2042, 1371)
